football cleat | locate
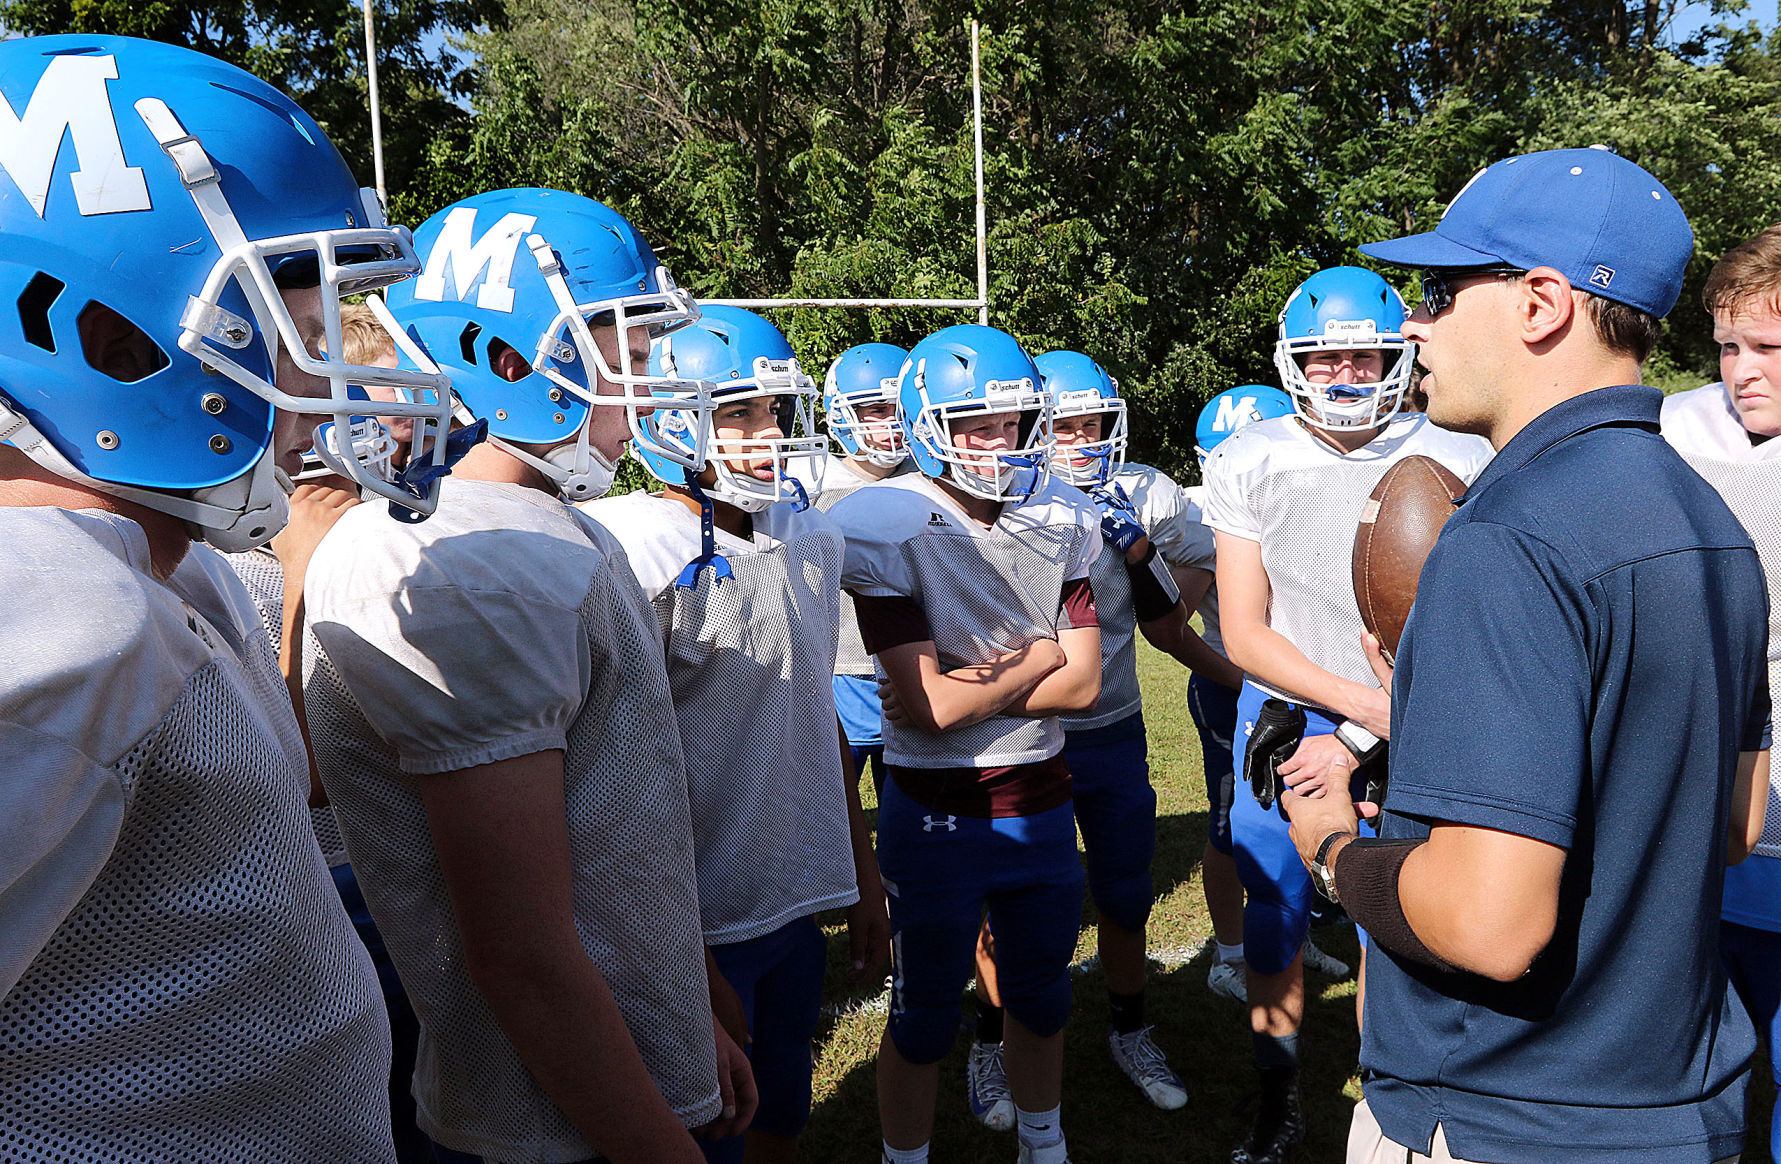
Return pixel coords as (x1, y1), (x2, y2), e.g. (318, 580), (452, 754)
(1301, 939), (1351, 979)
(1207, 957), (1249, 1003)
(1229, 1066), (1304, 1164)
(1108, 1026), (1188, 1110)
(966, 1039), (1016, 1132)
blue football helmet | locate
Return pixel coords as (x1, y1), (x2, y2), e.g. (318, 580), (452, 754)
(385, 187), (712, 502)
(638, 306), (826, 512)
(1273, 266), (1415, 431)
(1194, 384), (1295, 466)
(824, 342), (908, 467)
(0, 35), (455, 549)
(1035, 350), (1126, 487)
(900, 325), (1051, 502)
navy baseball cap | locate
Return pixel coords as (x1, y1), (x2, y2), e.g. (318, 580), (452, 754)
(1359, 147), (1694, 318)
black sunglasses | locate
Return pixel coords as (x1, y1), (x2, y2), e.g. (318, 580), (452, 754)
(1419, 266), (1525, 316)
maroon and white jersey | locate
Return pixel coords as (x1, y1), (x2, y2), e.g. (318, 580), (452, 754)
(581, 492), (859, 944)
(305, 478), (720, 1159)
(1064, 463), (1201, 731)
(1201, 412), (1492, 704)
(0, 509), (393, 1163)
(1663, 382), (1781, 858)
(829, 474), (1101, 769)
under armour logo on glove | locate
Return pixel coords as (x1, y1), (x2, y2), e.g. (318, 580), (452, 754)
(1094, 483), (1146, 553)
(921, 814), (958, 833)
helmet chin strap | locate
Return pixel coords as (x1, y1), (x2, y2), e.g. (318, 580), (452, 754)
(674, 472), (733, 589)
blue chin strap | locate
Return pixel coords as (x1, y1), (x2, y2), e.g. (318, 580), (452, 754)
(674, 472), (733, 589)
(1076, 443), (1115, 485)
(1002, 454), (1045, 502)
(390, 419), (489, 524)
(782, 473), (810, 512)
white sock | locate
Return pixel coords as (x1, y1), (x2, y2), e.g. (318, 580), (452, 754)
(881, 1142), (929, 1164)
(1016, 1105), (1066, 1160)
(1216, 940), (1245, 964)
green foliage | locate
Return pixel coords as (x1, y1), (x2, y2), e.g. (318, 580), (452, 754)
(19, 0), (1776, 477)
(0, 0), (503, 197)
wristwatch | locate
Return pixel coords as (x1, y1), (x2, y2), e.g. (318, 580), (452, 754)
(1311, 831), (1348, 903)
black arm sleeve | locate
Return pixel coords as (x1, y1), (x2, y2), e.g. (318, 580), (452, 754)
(1331, 837), (1456, 973)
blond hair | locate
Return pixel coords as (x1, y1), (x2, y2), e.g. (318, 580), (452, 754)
(338, 302), (395, 366)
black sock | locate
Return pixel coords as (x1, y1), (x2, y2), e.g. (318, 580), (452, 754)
(1251, 1029), (1301, 1071)
(976, 1002), (1004, 1044)
(1108, 988), (1145, 1035)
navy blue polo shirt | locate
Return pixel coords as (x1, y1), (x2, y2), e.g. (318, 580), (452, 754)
(1363, 386), (1772, 1163)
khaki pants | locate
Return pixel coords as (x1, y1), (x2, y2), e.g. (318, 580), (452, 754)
(1346, 1097), (1740, 1164)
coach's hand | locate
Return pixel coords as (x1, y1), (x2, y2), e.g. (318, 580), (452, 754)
(697, 1022), (759, 1141)
(1277, 734), (1359, 799)
(1282, 785), (1374, 876)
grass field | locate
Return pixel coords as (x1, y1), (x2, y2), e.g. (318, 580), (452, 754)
(801, 639), (1776, 1162)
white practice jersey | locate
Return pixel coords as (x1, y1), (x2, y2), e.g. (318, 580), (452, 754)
(223, 548), (349, 868)
(305, 478), (720, 1158)
(1663, 383), (1781, 858)
(581, 492), (859, 945)
(829, 474), (1102, 767)
(1202, 413), (1493, 704)
(0, 508), (393, 1164)
(1063, 464), (1201, 731)
(1180, 484), (1224, 657)
(804, 454), (916, 676)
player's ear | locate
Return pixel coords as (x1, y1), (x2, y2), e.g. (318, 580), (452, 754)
(1519, 267), (1576, 348)
(488, 340), (533, 383)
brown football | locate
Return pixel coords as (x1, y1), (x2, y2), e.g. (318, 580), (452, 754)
(1352, 455), (1466, 665)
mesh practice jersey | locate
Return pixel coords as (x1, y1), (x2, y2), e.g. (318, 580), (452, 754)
(0, 508), (393, 1164)
(581, 493), (860, 945)
(805, 454), (915, 677)
(305, 478), (720, 1159)
(1064, 463), (1200, 731)
(1202, 414), (1493, 704)
(1663, 382), (1781, 859)
(222, 547), (349, 868)
(829, 474), (1102, 767)
(1181, 484), (1224, 658)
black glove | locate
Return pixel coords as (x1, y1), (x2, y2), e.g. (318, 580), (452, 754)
(1245, 698), (1305, 816)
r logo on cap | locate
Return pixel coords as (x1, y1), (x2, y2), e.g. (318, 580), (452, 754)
(1590, 265), (1616, 290)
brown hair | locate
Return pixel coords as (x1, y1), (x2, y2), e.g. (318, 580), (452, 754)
(338, 302), (395, 366)
(1583, 294), (1661, 365)
(1703, 224), (1781, 321)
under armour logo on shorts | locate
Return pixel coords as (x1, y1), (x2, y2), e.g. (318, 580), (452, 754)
(922, 814), (958, 832)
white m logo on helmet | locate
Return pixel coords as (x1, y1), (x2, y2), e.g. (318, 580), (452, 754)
(1213, 393), (1260, 434)
(414, 206), (538, 313)
(0, 54), (151, 217)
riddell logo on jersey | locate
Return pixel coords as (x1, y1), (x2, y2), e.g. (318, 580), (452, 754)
(927, 512), (948, 527)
